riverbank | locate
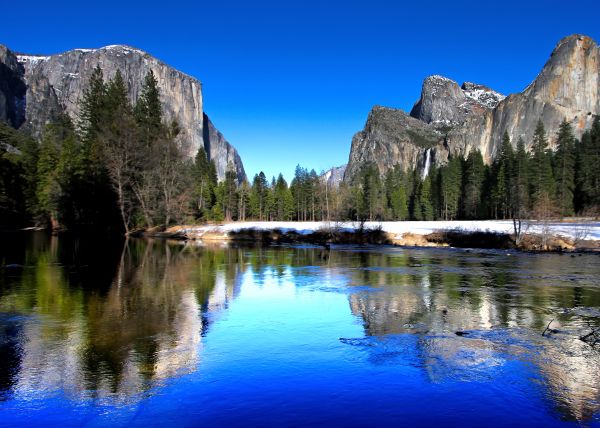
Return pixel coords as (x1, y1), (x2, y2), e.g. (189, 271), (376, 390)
(135, 220), (600, 252)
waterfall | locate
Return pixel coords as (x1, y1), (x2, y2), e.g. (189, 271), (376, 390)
(422, 148), (431, 179)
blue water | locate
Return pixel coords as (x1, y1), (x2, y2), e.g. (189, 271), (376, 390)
(0, 233), (599, 427)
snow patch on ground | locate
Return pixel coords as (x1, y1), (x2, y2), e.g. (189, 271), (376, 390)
(180, 221), (600, 241)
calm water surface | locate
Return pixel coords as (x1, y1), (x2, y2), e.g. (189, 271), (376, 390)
(0, 232), (599, 427)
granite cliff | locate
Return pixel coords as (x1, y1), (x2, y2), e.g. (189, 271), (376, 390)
(345, 34), (600, 181)
(0, 43), (245, 182)
(321, 164), (347, 188)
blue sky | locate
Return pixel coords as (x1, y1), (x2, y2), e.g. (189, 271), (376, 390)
(2, 0), (599, 181)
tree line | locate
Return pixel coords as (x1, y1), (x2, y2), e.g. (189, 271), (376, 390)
(198, 118), (600, 224)
(1, 64), (599, 231)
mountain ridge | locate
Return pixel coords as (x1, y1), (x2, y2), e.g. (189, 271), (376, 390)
(345, 34), (600, 182)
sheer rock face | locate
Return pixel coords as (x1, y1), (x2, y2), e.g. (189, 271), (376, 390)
(0, 43), (245, 182)
(203, 113), (246, 182)
(321, 164), (346, 188)
(0, 45), (26, 128)
(448, 34), (600, 162)
(409, 75), (504, 130)
(345, 34), (600, 180)
(344, 106), (445, 180)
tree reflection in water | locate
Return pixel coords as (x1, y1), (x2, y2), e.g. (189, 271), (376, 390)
(0, 234), (599, 422)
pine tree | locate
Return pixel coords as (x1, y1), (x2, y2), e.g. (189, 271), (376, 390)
(79, 65), (107, 144)
(389, 185), (408, 220)
(490, 132), (514, 218)
(76, 66), (124, 230)
(462, 149), (485, 219)
(290, 165), (309, 221)
(221, 166), (238, 221)
(530, 120), (555, 205)
(440, 156), (462, 220)
(237, 180), (250, 221)
(273, 174), (294, 220)
(192, 147), (217, 220)
(0, 123), (39, 226)
(357, 163), (383, 221)
(101, 70), (140, 233)
(17, 131), (39, 219)
(307, 169), (320, 221)
(56, 124), (85, 228)
(135, 70), (163, 147)
(37, 114), (81, 229)
(553, 119), (575, 216)
(250, 172), (269, 220)
(136, 71), (162, 127)
(511, 137), (530, 217)
(420, 175), (434, 220)
(410, 172), (422, 220)
(36, 126), (61, 226)
(588, 116), (600, 209)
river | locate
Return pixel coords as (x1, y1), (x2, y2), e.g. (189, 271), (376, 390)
(0, 232), (599, 426)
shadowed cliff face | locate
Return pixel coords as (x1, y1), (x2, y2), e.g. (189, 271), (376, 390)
(345, 34), (600, 181)
(202, 113), (247, 183)
(0, 45), (26, 128)
(0, 44), (245, 182)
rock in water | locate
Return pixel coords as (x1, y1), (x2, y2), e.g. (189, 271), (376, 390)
(0, 43), (246, 182)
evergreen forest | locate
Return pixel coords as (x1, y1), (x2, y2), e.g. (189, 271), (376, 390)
(2, 66), (600, 233)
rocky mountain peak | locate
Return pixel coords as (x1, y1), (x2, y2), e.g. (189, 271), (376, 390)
(523, 33), (599, 116)
(410, 75), (465, 128)
(551, 34), (596, 56)
(99, 44), (148, 54)
(345, 34), (600, 182)
(410, 74), (504, 131)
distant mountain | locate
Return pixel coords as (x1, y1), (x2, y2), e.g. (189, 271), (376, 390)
(345, 34), (600, 182)
(321, 164), (346, 188)
(0, 43), (245, 182)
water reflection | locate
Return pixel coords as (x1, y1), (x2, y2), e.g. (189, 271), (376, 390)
(0, 235), (599, 424)
(345, 248), (600, 421)
(0, 234), (245, 402)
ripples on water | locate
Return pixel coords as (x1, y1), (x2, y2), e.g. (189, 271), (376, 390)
(0, 232), (599, 427)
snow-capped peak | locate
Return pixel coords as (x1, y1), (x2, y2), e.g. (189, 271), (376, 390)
(426, 75), (455, 84)
(461, 82), (505, 109)
(100, 45), (147, 56)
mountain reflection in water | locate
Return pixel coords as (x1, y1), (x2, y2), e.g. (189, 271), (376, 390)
(0, 233), (599, 426)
